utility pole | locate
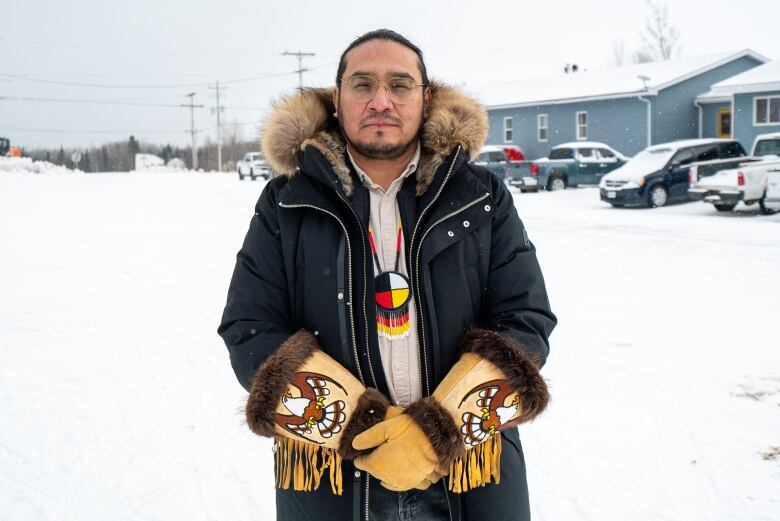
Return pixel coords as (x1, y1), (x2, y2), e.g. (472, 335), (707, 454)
(208, 80), (226, 172)
(181, 92), (203, 170)
(282, 51), (316, 89)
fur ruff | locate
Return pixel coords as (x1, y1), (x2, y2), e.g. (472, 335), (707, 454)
(259, 82), (489, 196)
(245, 330), (319, 437)
(337, 387), (392, 459)
(458, 329), (550, 426)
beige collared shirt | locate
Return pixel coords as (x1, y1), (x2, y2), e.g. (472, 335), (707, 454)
(346, 142), (422, 407)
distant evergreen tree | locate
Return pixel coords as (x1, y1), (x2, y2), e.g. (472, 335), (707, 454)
(160, 144), (173, 163)
(81, 151), (93, 172)
(45, 151), (52, 163)
(128, 135), (140, 169)
(99, 146), (110, 172)
(56, 146), (66, 166)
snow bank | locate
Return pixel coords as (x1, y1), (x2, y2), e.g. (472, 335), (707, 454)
(0, 156), (79, 175)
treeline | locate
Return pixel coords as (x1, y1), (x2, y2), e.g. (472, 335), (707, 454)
(26, 124), (260, 172)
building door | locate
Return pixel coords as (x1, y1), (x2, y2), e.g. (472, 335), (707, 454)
(716, 108), (732, 138)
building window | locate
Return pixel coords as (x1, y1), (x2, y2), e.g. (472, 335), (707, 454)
(755, 96), (780, 125)
(538, 114), (548, 142)
(503, 117), (513, 143)
(576, 111), (588, 140)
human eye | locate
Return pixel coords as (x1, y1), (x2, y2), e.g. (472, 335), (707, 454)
(349, 76), (375, 92)
(389, 78), (414, 92)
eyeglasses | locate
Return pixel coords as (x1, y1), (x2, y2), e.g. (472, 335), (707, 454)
(339, 74), (427, 104)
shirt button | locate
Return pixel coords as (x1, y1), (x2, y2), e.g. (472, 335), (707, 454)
(337, 292), (344, 300)
(463, 220), (470, 228)
(447, 231), (454, 237)
(484, 204), (491, 212)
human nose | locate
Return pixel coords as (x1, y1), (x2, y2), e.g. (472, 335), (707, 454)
(366, 83), (394, 112)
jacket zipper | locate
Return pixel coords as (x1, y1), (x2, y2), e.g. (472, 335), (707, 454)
(408, 145), (461, 395)
(277, 201), (365, 386)
(413, 190), (490, 396)
(332, 191), (379, 389)
(279, 200), (377, 521)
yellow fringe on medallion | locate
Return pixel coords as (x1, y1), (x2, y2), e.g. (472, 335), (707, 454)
(447, 434), (502, 493)
(273, 437), (344, 495)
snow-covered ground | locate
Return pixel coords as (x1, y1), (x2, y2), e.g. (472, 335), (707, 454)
(1, 171), (778, 521)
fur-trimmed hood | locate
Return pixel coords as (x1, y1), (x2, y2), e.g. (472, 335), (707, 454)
(260, 82), (489, 196)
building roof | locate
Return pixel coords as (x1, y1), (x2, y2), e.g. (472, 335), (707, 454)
(708, 60), (780, 95)
(476, 50), (768, 110)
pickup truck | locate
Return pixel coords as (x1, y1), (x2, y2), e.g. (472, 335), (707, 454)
(505, 142), (628, 192)
(688, 132), (780, 214)
(237, 152), (272, 181)
(473, 145), (538, 191)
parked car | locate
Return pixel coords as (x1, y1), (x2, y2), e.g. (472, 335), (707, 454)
(237, 152), (272, 181)
(688, 132), (780, 214)
(505, 142), (628, 192)
(474, 145), (537, 192)
(599, 138), (747, 208)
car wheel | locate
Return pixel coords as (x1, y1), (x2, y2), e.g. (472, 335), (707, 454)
(547, 176), (566, 191)
(759, 192), (777, 215)
(249, 168), (255, 181)
(647, 184), (668, 207)
(610, 203), (624, 208)
(714, 203), (737, 212)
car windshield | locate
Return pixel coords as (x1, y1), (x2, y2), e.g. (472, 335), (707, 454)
(754, 139), (780, 157)
(625, 147), (675, 171)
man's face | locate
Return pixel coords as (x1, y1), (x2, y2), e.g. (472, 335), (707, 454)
(333, 39), (429, 159)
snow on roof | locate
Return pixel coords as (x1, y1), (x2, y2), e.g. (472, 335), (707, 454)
(709, 60), (780, 94)
(553, 141), (613, 149)
(647, 138), (731, 152)
(475, 50), (767, 109)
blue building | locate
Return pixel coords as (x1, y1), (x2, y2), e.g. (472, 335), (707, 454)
(697, 60), (780, 152)
(479, 50), (768, 159)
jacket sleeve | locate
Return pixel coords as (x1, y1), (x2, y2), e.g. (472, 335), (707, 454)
(482, 176), (557, 367)
(217, 180), (294, 391)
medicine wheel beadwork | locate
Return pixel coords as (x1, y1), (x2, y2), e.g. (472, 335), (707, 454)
(368, 220), (412, 340)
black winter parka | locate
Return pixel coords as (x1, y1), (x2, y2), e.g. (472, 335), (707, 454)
(218, 83), (557, 521)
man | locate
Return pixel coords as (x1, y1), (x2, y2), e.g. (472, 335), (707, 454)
(218, 29), (556, 521)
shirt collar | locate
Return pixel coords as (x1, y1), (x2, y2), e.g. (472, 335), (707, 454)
(347, 141), (421, 189)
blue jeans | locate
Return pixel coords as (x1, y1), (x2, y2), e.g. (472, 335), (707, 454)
(368, 477), (451, 521)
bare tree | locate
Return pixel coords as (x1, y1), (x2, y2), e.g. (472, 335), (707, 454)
(639, 0), (681, 61)
(611, 40), (626, 67)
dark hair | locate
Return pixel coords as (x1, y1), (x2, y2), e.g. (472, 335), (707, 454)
(336, 29), (429, 85)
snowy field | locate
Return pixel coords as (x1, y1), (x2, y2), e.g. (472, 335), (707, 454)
(1, 170), (778, 521)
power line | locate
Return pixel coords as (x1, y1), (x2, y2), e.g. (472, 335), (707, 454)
(0, 64), (336, 90)
(0, 95), (189, 108)
(0, 35), (287, 58)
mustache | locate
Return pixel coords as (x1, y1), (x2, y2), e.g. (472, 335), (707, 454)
(360, 116), (402, 127)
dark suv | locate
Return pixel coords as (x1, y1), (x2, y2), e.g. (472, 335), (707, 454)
(599, 139), (747, 208)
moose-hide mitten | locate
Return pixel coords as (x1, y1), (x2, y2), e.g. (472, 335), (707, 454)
(352, 328), (549, 493)
(245, 330), (398, 495)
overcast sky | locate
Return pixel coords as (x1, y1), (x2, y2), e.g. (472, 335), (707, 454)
(2, 0), (779, 149)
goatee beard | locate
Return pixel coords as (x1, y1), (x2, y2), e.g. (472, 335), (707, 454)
(349, 138), (410, 159)
(337, 106), (423, 160)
